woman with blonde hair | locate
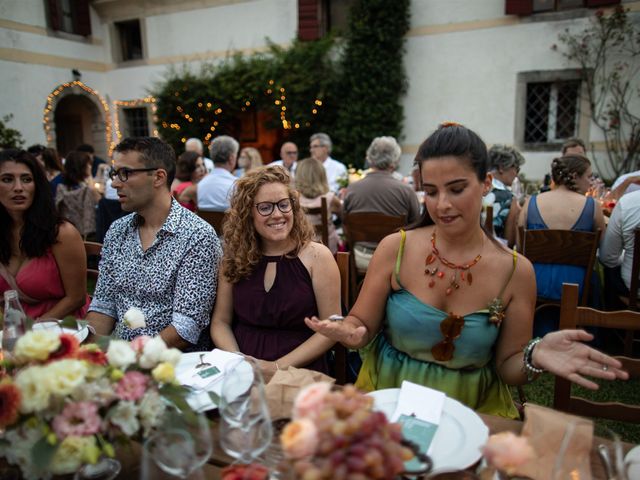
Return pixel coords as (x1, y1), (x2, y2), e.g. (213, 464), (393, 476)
(235, 147), (263, 177)
(295, 158), (342, 254)
(211, 166), (340, 377)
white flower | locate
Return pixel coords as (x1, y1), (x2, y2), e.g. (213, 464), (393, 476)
(123, 307), (147, 329)
(106, 340), (136, 369)
(2, 425), (45, 480)
(138, 336), (168, 369)
(14, 366), (51, 413)
(71, 377), (116, 405)
(109, 400), (140, 436)
(50, 436), (96, 475)
(14, 330), (60, 362)
(160, 347), (182, 366)
(46, 359), (88, 396)
(139, 390), (166, 436)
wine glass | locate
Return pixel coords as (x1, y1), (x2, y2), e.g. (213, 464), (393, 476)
(552, 419), (591, 480)
(218, 357), (273, 463)
(143, 408), (212, 479)
(141, 430), (204, 480)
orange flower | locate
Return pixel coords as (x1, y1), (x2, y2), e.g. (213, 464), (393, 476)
(0, 382), (21, 428)
(77, 346), (108, 366)
(48, 334), (80, 362)
(221, 464), (269, 480)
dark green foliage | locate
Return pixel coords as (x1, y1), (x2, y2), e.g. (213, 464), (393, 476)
(331, 0), (410, 168)
(0, 114), (25, 149)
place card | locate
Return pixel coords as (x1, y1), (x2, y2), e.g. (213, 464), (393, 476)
(392, 381), (445, 456)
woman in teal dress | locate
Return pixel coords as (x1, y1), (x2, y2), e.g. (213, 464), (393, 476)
(306, 123), (627, 419)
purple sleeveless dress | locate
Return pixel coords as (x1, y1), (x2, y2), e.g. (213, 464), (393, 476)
(231, 254), (329, 374)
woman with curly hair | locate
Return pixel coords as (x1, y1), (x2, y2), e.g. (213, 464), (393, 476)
(235, 147), (263, 177)
(0, 149), (90, 319)
(518, 154), (605, 334)
(210, 166), (340, 377)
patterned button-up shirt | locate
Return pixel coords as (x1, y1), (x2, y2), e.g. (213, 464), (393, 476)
(89, 199), (222, 347)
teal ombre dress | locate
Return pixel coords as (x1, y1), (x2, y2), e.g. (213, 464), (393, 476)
(355, 231), (519, 419)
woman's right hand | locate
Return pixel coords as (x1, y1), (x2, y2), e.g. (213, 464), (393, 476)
(304, 316), (368, 348)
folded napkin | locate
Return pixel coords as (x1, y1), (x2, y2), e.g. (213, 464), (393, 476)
(264, 367), (334, 419)
(515, 403), (593, 480)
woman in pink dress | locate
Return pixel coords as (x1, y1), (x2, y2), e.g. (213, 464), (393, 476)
(172, 151), (206, 211)
(0, 149), (90, 319)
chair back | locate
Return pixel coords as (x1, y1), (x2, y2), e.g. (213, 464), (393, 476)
(196, 210), (227, 236)
(484, 204), (494, 236)
(83, 241), (102, 294)
(553, 283), (640, 423)
(342, 212), (407, 305)
(519, 228), (601, 306)
(333, 251), (350, 385)
(302, 197), (329, 246)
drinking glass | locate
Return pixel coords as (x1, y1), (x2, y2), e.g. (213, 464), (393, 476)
(218, 357), (273, 463)
(141, 430), (204, 480)
(551, 419), (591, 480)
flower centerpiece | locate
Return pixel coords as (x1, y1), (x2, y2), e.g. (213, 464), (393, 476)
(279, 383), (420, 479)
(0, 328), (189, 480)
(480, 432), (535, 480)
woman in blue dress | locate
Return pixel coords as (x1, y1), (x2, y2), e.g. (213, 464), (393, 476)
(306, 123), (625, 418)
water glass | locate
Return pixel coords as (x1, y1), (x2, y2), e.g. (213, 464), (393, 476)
(141, 430), (204, 480)
(218, 358), (273, 462)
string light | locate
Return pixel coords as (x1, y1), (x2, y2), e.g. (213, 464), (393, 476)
(43, 80), (114, 154)
(113, 96), (157, 143)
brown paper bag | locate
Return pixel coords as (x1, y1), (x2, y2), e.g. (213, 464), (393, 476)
(264, 366), (334, 419)
(515, 403), (593, 480)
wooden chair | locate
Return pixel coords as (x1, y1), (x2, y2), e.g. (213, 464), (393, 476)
(302, 197), (329, 247)
(616, 229), (640, 355)
(342, 212), (407, 305)
(553, 282), (640, 423)
(83, 241), (102, 295)
(196, 210), (227, 236)
(333, 251), (350, 385)
(519, 228), (601, 310)
(483, 204), (494, 236)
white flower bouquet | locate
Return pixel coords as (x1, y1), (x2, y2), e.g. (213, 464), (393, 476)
(0, 328), (191, 480)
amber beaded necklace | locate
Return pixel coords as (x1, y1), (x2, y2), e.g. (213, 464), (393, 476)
(425, 230), (483, 295)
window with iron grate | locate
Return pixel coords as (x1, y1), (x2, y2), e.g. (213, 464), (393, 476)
(123, 108), (149, 137)
(524, 80), (580, 145)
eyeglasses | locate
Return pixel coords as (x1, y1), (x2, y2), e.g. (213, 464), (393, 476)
(309, 144), (325, 149)
(284, 151), (298, 155)
(108, 167), (158, 182)
(255, 197), (293, 216)
(431, 313), (464, 361)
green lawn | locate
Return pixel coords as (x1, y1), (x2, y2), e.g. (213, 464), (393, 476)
(512, 373), (640, 443)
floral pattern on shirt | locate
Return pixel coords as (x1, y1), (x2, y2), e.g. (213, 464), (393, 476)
(89, 199), (222, 348)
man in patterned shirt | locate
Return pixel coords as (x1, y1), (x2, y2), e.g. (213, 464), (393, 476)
(86, 137), (222, 350)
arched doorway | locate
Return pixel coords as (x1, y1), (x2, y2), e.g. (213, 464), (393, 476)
(55, 95), (100, 156)
(43, 81), (112, 159)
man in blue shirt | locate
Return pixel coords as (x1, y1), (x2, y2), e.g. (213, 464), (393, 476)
(195, 135), (239, 211)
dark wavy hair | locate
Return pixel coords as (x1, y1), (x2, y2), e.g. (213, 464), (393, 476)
(0, 149), (62, 265)
(411, 123), (488, 229)
(115, 137), (176, 188)
(41, 148), (63, 173)
(175, 151), (201, 182)
(551, 154), (591, 192)
(63, 151), (91, 187)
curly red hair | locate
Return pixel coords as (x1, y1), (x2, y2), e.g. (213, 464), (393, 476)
(222, 166), (314, 283)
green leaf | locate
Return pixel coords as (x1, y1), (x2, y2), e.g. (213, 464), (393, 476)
(60, 316), (78, 330)
(95, 335), (112, 352)
(31, 435), (58, 471)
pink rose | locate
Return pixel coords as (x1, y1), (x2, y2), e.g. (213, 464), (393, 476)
(52, 401), (101, 438)
(115, 371), (148, 401)
(130, 335), (152, 354)
(482, 432), (535, 475)
(280, 418), (318, 459)
(292, 382), (331, 419)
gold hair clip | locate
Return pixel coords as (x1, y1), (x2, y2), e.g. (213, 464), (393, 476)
(439, 121), (462, 128)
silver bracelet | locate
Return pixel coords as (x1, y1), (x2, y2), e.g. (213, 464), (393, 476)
(522, 337), (545, 382)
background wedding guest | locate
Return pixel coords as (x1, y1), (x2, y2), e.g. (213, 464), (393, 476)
(86, 137), (221, 350)
(211, 166), (340, 378)
(309, 132), (347, 194)
(77, 143), (106, 178)
(185, 137), (214, 173)
(561, 137), (587, 156)
(306, 124), (626, 419)
(172, 151), (206, 211)
(295, 158), (342, 254)
(235, 147), (263, 177)
(39, 147), (63, 182)
(0, 149), (90, 319)
(270, 141), (299, 175)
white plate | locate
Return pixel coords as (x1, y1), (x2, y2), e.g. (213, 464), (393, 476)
(0, 321), (89, 344)
(368, 388), (489, 474)
(625, 445), (640, 479)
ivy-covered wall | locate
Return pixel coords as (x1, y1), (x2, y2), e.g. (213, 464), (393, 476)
(152, 0), (410, 169)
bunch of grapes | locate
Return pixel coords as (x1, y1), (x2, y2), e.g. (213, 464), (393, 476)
(290, 385), (413, 480)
